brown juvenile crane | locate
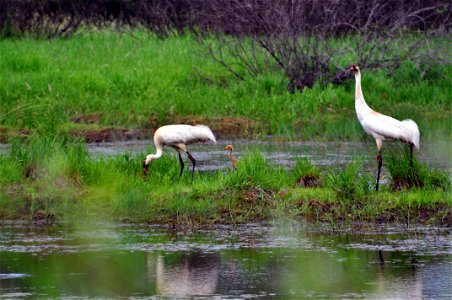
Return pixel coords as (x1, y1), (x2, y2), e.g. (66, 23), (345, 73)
(224, 144), (238, 170)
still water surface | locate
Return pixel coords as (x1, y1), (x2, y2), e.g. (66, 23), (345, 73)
(1, 139), (449, 175)
(0, 221), (450, 298)
(87, 139), (451, 173)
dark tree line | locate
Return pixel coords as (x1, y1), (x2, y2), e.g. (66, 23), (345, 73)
(1, 0), (450, 90)
(196, 0), (450, 90)
(1, 0), (449, 38)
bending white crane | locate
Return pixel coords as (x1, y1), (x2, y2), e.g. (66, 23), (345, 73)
(142, 124), (217, 179)
(349, 64), (420, 191)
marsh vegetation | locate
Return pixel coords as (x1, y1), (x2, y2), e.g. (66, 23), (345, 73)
(0, 136), (449, 225)
(0, 1), (450, 225)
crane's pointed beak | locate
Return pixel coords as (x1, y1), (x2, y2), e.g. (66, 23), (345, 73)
(142, 160), (149, 176)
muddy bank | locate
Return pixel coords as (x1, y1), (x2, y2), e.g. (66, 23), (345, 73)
(0, 128), (30, 143)
(175, 116), (262, 138)
(0, 115), (262, 143)
(4, 186), (451, 227)
(69, 115), (261, 142)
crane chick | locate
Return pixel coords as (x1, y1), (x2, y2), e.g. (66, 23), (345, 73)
(224, 144), (238, 170)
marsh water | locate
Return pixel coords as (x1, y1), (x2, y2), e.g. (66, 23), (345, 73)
(0, 141), (450, 298)
(86, 139), (451, 174)
(1, 139), (450, 174)
(0, 221), (450, 298)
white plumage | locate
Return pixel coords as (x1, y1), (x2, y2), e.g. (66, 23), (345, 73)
(349, 64), (420, 190)
(143, 124), (217, 178)
(359, 114), (420, 150)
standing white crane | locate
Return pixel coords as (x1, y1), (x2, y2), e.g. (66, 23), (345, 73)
(349, 64), (420, 191)
(142, 124), (217, 179)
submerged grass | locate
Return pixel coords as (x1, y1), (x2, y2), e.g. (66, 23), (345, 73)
(0, 138), (450, 225)
(0, 31), (451, 141)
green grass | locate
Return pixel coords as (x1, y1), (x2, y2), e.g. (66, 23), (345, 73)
(387, 147), (450, 191)
(0, 31), (451, 141)
(0, 30), (450, 225)
(0, 138), (450, 225)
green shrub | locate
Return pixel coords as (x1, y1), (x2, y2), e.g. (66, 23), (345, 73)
(327, 160), (368, 200)
(290, 158), (321, 187)
(387, 147), (426, 190)
(225, 151), (287, 190)
(143, 152), (189, 184)
(425, 170), (450, 191)
(0, 156), (22, 184)
(387, 147), (451, 191)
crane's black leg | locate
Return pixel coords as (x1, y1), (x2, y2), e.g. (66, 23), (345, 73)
(178, 153), (185, 178)
(186, 151), (196, 180)
(409, 144), (414, 168)
(376, 151), (382, 191)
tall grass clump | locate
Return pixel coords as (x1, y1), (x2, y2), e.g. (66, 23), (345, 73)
(327, 159), (371, 201)
(0, 156), (22, 184)
(8, 135), (90, 182)
(112, 177), (151, 221)
(225, 151), (287, 190)
(387, 147), (424, 190)
(387, 148), (450, 191)
(143, 153), (191, 185)
(0, 135), (94, 219)
(290, 158), (321, 187)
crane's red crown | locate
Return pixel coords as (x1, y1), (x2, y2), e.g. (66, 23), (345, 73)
(348, 64), (360, 73)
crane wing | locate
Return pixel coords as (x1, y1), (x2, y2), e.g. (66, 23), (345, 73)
(361, 113), (404, 140)
(156, 124), (216, 146)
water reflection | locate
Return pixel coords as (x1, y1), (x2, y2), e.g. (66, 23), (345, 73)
(0, 222), (450, 298)
(373, 260), (424, 299)
(151, 252), (220, 297)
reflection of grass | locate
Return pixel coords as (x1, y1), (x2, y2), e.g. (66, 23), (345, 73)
(0, 138), (450, 225)
(0, 32), (450, 140)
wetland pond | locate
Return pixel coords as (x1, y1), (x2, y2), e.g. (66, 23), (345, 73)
(0, 139), (450, 175)
(0, 140), (450, 298)
(86, 139), (451, 174)
(0, 221), (451, 298)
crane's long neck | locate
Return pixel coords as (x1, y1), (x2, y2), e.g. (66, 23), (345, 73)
(145, 141), (163, 165)
(229, 151), (235, 163)
(354, 71), (372, 115)
(154, 142), (163, 159)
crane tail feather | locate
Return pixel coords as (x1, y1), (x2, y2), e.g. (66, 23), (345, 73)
(401, 119), (420, 150)
(194, 125), (216, 143)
